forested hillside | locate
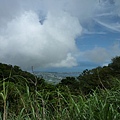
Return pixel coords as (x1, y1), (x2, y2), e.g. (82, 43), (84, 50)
(0, 56), (120, 120)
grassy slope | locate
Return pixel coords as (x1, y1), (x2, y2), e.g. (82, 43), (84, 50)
(0, 62), (120, 120)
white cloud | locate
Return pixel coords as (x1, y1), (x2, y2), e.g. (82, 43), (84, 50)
(82, 28), (106, 35)
(0, 0), (100, 70)
(0, 0), (98, 26)
(94, 0), (120, 33)
(0, 0), (120, 70)
(94, 19), (120, 32)
(80, 43), (120, 64)
(110, 43), (120, 56)
(0, 10), (82, 69)
(50, 53), (77, 68)
(83, 47), (110, 63)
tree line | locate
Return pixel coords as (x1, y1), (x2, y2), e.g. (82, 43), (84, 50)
(0, 56), (120, 119)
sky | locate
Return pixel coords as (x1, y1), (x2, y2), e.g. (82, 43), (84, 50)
(0, 0), (120, 72)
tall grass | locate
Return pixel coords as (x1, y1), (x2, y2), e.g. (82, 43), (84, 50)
(0, 80), (8, 120)
(0, 77), (120, 120)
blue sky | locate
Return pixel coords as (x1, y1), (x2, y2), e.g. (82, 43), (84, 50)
(0, 0), (120, 72)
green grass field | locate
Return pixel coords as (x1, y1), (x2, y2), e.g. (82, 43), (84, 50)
(0, 76), (120, 120)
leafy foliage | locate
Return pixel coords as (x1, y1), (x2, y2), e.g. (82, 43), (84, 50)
(76, 56), (120, 94)
(0, 56), (120, 119)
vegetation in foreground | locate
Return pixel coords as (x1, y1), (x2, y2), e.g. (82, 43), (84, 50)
(0, 56), (120, 120)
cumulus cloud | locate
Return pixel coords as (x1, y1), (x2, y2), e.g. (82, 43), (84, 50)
(0, 9), (82, 69)
(0, 0), (120, 70)
(0, 0), (100, 69)
(80, 42), (120, 65)
(83, 47), (110, 63)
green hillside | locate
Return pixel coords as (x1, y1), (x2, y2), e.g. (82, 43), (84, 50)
(0, 56), (120, 120)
